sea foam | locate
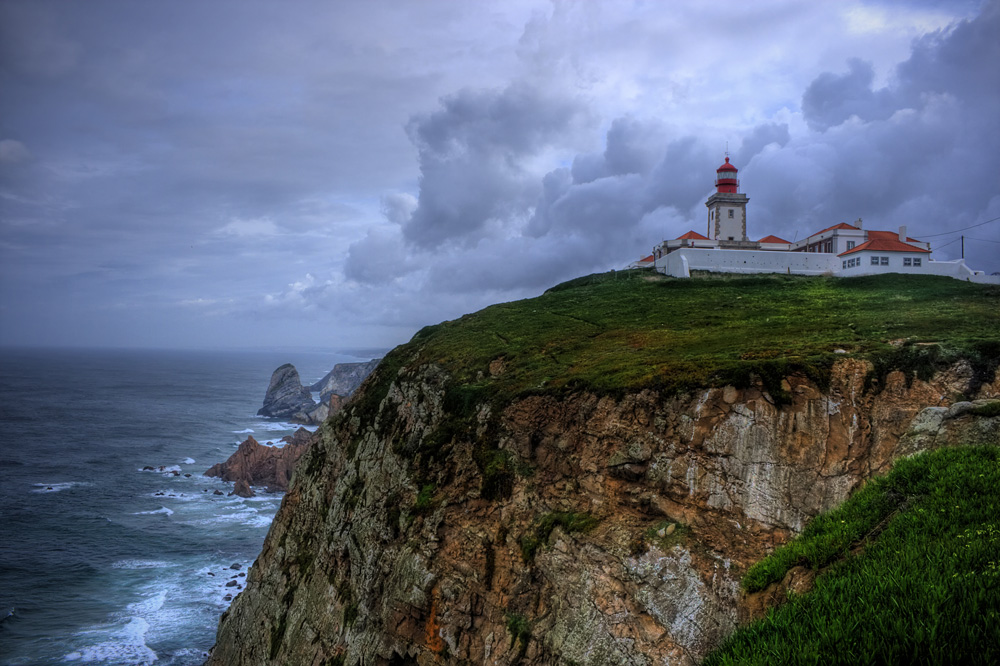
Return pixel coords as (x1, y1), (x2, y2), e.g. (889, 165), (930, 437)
(133, 506), (174, 516)
(111, 560), (172, 570)
(32, 481), (91, 493)
(63, 617), (157, 665)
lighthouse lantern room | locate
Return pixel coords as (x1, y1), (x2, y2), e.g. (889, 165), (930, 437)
(705, 155), (749, 242)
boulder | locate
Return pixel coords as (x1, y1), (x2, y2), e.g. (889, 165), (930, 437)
(257, 364), (315, 421)
(230, 479), (255, 498)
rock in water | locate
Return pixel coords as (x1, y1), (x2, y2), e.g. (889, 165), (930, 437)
(204, 430), (313, 492)
(230, 479), (255, 498)
(257, 364), (316, 421)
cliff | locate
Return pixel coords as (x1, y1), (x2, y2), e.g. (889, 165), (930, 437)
(312, 359), (382, 404)
(206, 272), (1000, 666)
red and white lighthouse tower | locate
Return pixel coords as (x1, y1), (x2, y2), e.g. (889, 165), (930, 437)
(705, 155), (749, 242)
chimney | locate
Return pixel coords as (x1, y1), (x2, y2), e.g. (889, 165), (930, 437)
(898, 225), (907, 242)
(856, 217), (863, 229)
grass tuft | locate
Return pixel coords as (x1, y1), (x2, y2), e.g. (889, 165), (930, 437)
(520, 511), (600, 563)
(970, 401), (1000, 418)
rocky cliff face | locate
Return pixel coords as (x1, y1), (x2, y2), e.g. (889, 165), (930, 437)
(206, 358), (999, 666)
(312, 359), (382, 404)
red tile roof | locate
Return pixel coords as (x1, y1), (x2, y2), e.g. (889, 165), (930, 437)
(809, 222), (861, 237)
(676, 230), (710, 240)
(866, 230), (923, 243)
(757, 234), (791, 244)
(638, 254), (654, 263)
(838, 238), (931, 256)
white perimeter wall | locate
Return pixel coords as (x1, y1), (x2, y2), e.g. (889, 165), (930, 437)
(657, 248), (837, 277)
(839, 254), (1000, 284)
(655, 248), (1000, 284)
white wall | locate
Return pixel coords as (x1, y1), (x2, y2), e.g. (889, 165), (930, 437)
(716, 207), (743, 241)
(655, 248), (1000, 284)
(842, 254), (1000, 283)
(657, 248), (838, 278)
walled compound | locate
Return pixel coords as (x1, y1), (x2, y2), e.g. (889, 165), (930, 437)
(646, 156), (999, 284)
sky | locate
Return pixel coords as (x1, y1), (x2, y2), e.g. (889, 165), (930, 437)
(1, 0), (998, 351)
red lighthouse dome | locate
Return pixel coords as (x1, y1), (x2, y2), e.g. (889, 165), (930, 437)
(715, 156), (739, 194)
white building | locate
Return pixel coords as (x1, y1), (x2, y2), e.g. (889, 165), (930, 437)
(650, 157), (999, 284)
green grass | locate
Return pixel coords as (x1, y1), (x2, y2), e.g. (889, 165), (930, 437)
(520, 511), (600, 562)
(397, 271), (1000, 403)
(970, 401), (1000, 418)
(412, 483), (438, 514)
(705, 445), (1000, 666)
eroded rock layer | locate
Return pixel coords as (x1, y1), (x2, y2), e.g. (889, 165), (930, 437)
(206, 359), (1000, 666)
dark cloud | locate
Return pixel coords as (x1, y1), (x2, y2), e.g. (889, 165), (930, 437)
(755, 0), (1000, 248)
(801, 58), (895, 130)
(401, 83), (592, 248)
(735, 123), (790, 166)
(2, 0), (998, 350)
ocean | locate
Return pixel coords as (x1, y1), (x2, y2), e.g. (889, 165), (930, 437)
(0, 348), (372, 665)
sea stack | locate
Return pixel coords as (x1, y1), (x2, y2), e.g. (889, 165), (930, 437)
(257, 363), (316, 422)
(205, 429), (313, 492)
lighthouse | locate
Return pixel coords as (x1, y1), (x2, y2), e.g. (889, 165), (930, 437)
(705, 156), (749, 242)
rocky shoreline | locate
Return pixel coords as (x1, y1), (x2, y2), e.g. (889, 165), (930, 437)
(205, 358), (380, 496)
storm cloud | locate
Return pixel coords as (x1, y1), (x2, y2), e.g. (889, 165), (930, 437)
(2, 0), (998, 350)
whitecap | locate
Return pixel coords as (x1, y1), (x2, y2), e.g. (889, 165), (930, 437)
(127, 590), (166, 615)
(32, 481), (90, 493)
(133, 506), (174, 516)
(148, 490), (187, 500)
(136, 465), (182, 475)
(256, 421), (314, 432)
(111, 560), (172, 570)
(63, 617), (157, 665)
(182, 457), (196, 465)
(188, 511), (273, 529)
(233, 428), (255, 434)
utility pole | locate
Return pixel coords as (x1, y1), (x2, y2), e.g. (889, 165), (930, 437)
(962, 235), (965, 259)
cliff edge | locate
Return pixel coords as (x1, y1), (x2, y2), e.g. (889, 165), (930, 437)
(206, 272), (1000, 666)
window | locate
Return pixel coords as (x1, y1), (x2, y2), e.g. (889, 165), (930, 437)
(880, 257), (889, 266)
(843, 260), (847, 269)
(728, 209), (734, 218)
(904, 258), (912, 266)
(846, 241), (855, 250)
(871, 256), (879, 265)
(913, 258), (922, 267)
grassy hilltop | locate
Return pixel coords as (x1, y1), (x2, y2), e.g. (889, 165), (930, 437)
(343, 270), (1000, 665)
(381, 270), (1000, 405)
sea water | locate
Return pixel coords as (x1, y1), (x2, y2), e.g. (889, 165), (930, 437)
(0, 348), (371, 665)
